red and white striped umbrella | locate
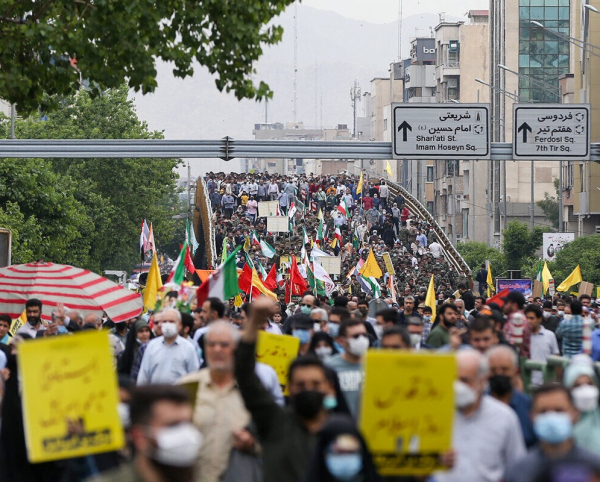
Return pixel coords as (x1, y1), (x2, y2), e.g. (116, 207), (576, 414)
(0, 262), (143, 323)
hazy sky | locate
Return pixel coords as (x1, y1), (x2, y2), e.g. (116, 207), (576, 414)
(302, 0), (489, 24)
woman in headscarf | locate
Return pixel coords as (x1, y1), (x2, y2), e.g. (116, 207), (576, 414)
(303, 414), (381, 482)
(308, 332), (339, 362)
(563, 354), (600, 455)
(117, 318), (153, 378)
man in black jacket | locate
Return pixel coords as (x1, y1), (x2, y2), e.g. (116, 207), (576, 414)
(458, 283), (475, 311)
(235, 299), (336, 482)
(475, 263), (488, 295)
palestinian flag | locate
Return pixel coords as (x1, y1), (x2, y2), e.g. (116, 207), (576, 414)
(360, 275), (382, 299)
(197, 246), (242, 305)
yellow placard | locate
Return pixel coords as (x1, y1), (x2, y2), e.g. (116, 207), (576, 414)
(18, 330), (125, 462)
(9, 311), (26, 336)
(382, 252), (396, 275)
(359, 351), (456, 476)
(256, 331), (300, 395)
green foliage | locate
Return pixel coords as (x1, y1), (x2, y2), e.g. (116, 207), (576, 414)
(0, 87), (183, 272)
(0, 0), (294, 114)
(536, 193), (559, 229)
(502, 221), (547, 270)
(0, 202), (42, 264)
(456, 241), (506, 278)
(536, 179), (560, 230)
(548, 235), (600, 287)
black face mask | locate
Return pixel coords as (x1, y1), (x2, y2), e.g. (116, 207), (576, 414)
(489, 375), (513, 397)
(291, 390), (325, 419)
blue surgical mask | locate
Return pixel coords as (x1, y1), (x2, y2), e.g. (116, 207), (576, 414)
(325, 453), (363, 481)
(534, 412), (573, 444)
(328, 323), (340, 338)
(323, 395), (338, 411)
(292, 329), (311, 345)
(301, 306), (312, 315)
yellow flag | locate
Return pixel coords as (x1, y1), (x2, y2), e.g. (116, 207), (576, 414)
(386, 160), (393, 178)
(360, 249), (383, 279)
(251, 267), (277, 300)
(425, 275), (437, 321)
(556, 265), (583, 292)
(143, 253), (163, 311)
(356, 171), (363, 194)
(542, 261), (553, 294)
(243, 235), (251, 253)
(486, 260), (494, 298)
(234, 294), (243, 307)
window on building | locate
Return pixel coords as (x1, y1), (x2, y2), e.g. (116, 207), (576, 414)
(426, 166), (434, 182)
(462, 209), (469, 239)
(427, 201), (434, 214)
(383, 119), (388, 131)
(580, 163), (584, 192)
(447, 160), (459, 176)
(519, 0), (569, 103)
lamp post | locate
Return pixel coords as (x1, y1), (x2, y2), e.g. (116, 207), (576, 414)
(498, 64), (562, 101)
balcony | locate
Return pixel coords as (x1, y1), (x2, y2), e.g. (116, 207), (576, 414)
(436, 63), (461, 80)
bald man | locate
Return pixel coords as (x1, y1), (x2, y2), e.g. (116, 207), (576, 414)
(435, 350), (526, 482)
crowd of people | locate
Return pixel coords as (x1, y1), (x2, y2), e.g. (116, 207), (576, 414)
(1, 171), (600, 481)
(207, 172), (463, 298)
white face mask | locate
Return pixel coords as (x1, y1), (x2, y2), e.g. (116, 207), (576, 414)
(117, 402), (130, 428)
(161, 322), (178, 339)
(315, 346), (333, 360)
(558, 310), (565, 317)
(150, 423), (203, 467)
(572, 384), (599, 413)
(374, 325), (384, 340)
(454, 380), (478, 409)
(347, 335), (370, 357)
(563, 314), (572, 321)
(409, 334), (422, 346)
(543, 311), (551, 319)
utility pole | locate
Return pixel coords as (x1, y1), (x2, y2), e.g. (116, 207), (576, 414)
(350, 80), (361, 139)
(293, 1), (298, 125)
(10, 104), (15, 139)
(398, 0), (403, 60)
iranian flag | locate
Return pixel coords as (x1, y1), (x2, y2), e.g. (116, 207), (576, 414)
(197, 246), (242, 305)
(165, 240), (196, 288)
(251, 230), (261, 246)
(337, 197), (349, 218)
(260, 239), (276, 258)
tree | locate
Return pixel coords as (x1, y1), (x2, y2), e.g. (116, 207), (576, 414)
(456, 241), (506, 279)
(0, 86), (183, 272)
(0, 158), (93, 267)
(548, 235), (600, 287)
(536, 179), (559, 229)
(502, 221), (547, 271)
(0, 202), (42, 264)
(0, 0), (294, 114)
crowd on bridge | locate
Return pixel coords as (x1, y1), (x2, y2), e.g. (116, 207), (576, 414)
(1, 172), (600, 482)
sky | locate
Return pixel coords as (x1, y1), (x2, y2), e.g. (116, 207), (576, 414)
(302, 0), (489, 24)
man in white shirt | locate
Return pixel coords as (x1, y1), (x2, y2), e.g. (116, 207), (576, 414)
(429, 240), (443, 258)
(526, 304), (559, 385)
(137, 309), (200, 385)
(435, 349), (526, 482)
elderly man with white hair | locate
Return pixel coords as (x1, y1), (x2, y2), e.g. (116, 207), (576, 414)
(435, 349), (526, 482)
(136, 308), (199, 385)
(178, 321), (260, 482)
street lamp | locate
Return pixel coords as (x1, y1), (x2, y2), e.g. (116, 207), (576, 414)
(584, 4), (599, 14)
(529, 21), (600, 59)
(475, 78), (519, 101)
(497, 64), (562, 101)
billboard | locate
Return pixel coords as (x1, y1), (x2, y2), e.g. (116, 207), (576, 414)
(496, 279), (533, 297)
(542, 233), (575, 261)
